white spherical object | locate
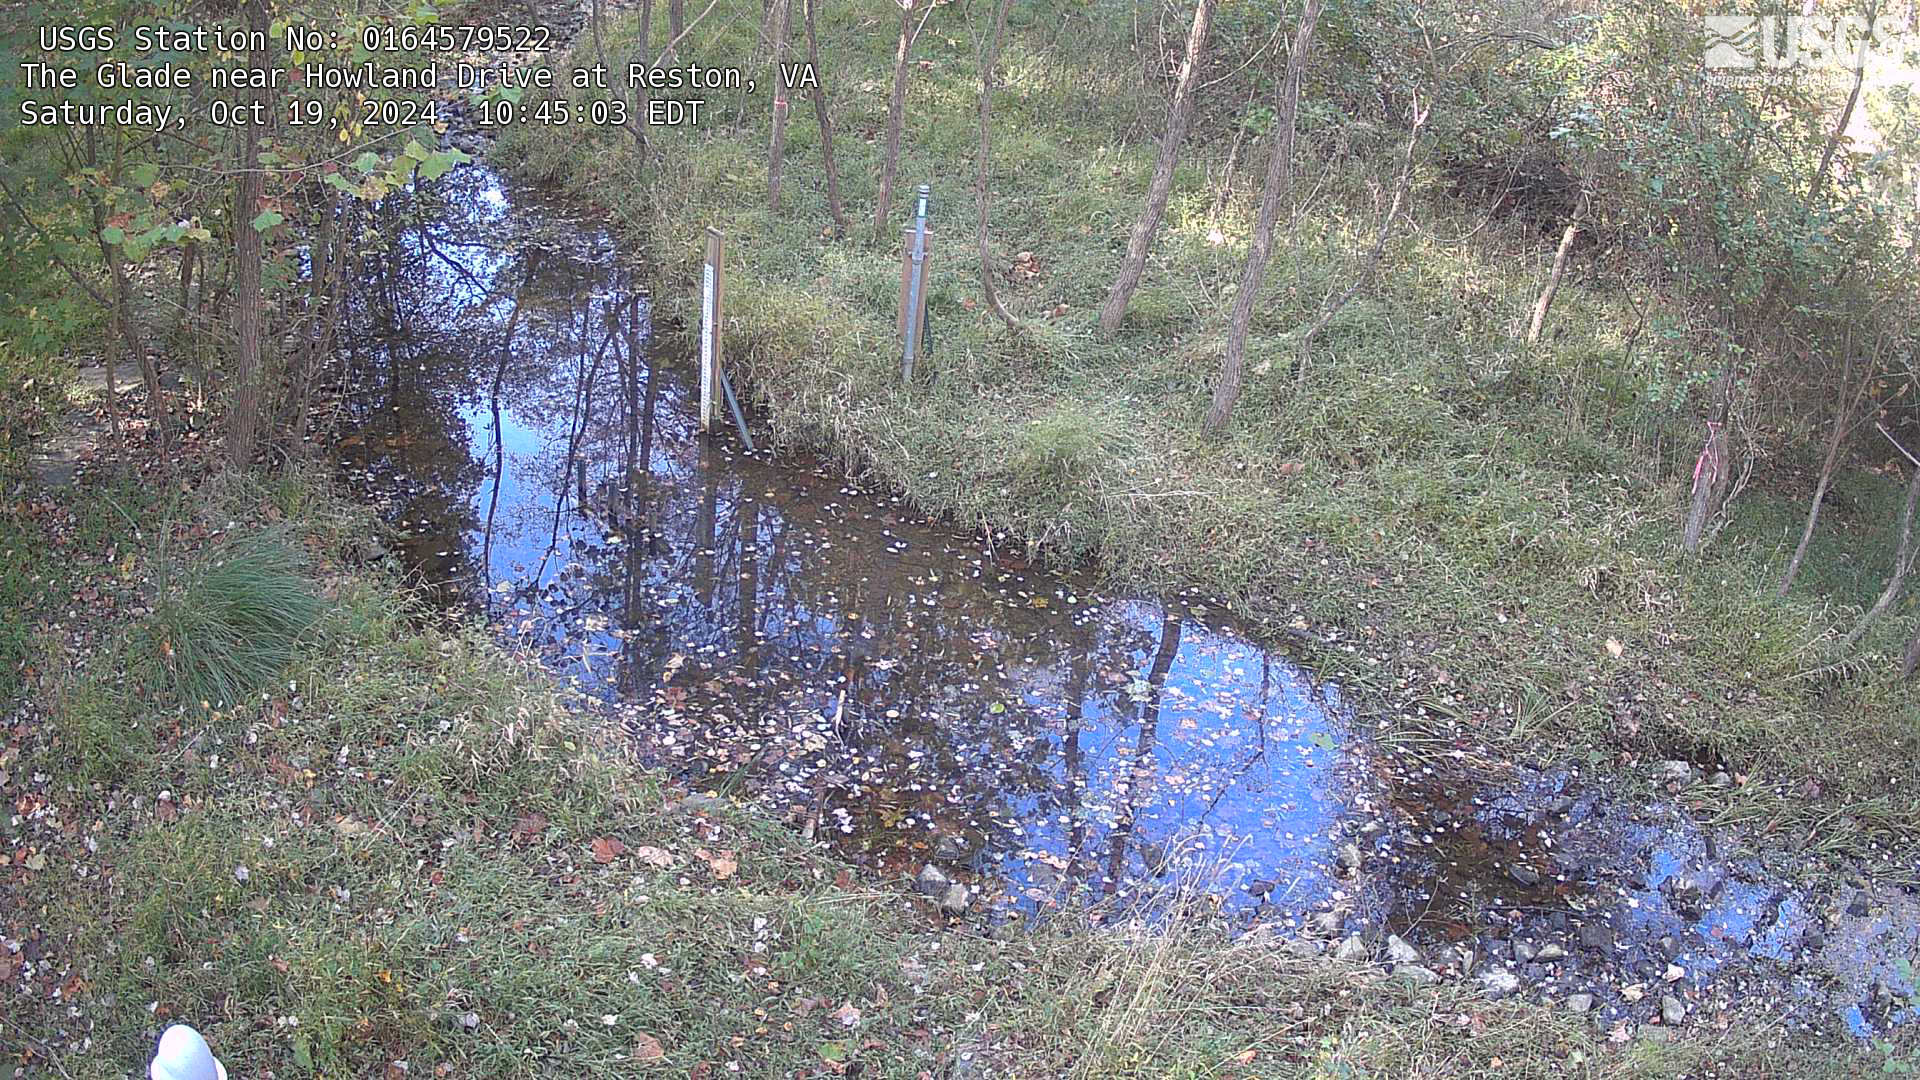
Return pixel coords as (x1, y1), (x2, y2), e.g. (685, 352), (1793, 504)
(150, 1024), (228, 1080)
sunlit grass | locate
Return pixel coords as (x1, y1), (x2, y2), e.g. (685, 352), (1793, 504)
(143, 527), (324, 710)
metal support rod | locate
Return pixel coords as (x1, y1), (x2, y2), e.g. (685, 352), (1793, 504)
(902, 184), (930, 381)
(717, 361), (755, 453)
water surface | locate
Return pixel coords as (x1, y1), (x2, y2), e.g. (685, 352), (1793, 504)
(336, 166), (1368, 916)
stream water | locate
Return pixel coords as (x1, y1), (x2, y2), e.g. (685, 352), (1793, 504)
(333, 165), (1918, 1041)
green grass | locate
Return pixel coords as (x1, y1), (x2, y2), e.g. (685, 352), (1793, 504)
(7, 468), (1901, 1078)
(0, 507), (49, 708)
(142, 526), (325, 710)
(494, 0), (1920, 862)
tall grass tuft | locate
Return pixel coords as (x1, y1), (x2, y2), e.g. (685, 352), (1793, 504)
(144, 527), (324, 708)
(1009, 405), (1121, 495)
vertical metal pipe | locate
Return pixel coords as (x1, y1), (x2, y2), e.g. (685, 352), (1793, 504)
(902, 184), (930, 380)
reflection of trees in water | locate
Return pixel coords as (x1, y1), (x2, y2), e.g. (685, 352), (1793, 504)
(1103, 611), (1183, 896)
(345, 168), (1344, 912)
(530, 357), (1203, 884)
(521, 350), (1190, 873)
(339, 192), (495, 600)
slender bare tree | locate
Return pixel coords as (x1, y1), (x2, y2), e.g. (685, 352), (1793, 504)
(973, 0), (1019, 331)
(767, 0), (795, 210)
(82, 129), (169, 455)
(1098, 0), (1216, 336)
(875, 0), (934, 232)
(1203, 0), (1321, 434)
(1525, 191), (1587, 345)
(1778, 334), (1885, 595)
(228, 0), (272, 467)
(803, 0), (848, 234)
(1845, 424), (1920, 649)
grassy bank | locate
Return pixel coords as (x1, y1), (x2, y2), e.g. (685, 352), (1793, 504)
(2, 462), (1899, 1077)
(494, 1), (1920, 861)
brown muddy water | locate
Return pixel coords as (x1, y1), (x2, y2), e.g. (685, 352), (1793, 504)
(333, 165), (1919, 1043)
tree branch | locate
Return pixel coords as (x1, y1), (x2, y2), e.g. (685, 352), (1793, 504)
(0, 173), (109, 307)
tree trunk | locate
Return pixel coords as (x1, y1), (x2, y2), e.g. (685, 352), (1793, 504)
(1293, 97), (1425, 385)
(1097, 0), (1215, 336)
(176, 241), (198, 329)
(103, 233), (167, 457)
(767, 0), (795, 211)
(1779, 349), (1875, 595)
(227, 0), (271, 469)
(974, 0), (1019, 332)
(1680, 371), (1732, 554)
(874, 0), (922, 232)
(1780, 448), (1840, 595)
(1525, 195), (1585, 345)
(291, 195), (353, 444)
(669, 0), (685, 40)
(1203, 0), (1320, 434)
(1901, 622), (1920, 679)
(1808, 37), (1867, 209)
(1102, 611), (1182, 896)
(1846, 440), (1920, 649)
(804, 0), (848, 235)
(590, 0), (606, 73)
(634, 0), (656, 159)
(82, 131), (167, 454)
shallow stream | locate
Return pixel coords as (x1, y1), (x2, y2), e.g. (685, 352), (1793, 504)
(333, 165), (1918, 1042)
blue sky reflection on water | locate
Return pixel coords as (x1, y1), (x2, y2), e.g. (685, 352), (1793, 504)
(339, 165), (1370, 915)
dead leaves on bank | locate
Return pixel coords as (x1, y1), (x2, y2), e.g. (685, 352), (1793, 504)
(698, 848), (738, 880)
(590, 835), (626, 864)
(580, 832), (734, 879)
(510, 811), (548, 844)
